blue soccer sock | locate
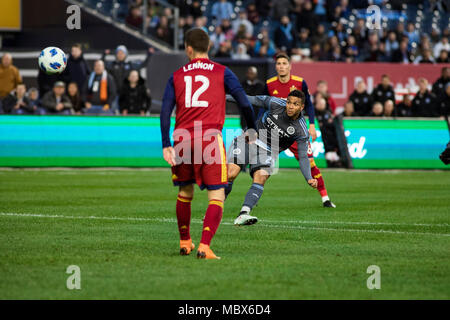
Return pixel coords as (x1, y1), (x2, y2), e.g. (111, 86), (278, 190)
(241, 183), (264, 214)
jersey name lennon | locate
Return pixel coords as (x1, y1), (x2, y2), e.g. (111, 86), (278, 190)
(183, 61), (215, 72)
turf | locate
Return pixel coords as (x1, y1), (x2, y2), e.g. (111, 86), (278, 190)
(0, 168), (449, 299)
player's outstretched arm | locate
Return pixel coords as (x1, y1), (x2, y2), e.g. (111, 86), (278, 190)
(160, 75), (176, 166)
(296, 139), (317, 188)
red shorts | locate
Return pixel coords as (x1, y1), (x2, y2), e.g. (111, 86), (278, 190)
(288, 140), (314, 160)
(171, 134), (228, 190)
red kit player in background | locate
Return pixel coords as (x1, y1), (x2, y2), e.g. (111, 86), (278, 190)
(160, 28), (256, 259)
(265, 53), (336, 208)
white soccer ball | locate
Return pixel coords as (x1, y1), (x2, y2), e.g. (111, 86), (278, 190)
(38, 47), (67, 74)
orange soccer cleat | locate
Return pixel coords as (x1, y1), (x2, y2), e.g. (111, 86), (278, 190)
(179, 239), (195, 255)
(196, 243), (220, 260)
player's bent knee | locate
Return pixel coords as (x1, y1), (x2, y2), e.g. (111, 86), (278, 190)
(253, 169), (270, 185)
(207, 188), (225, 202)
(179, 184), (194, 198)
(227, 163), (241, 182)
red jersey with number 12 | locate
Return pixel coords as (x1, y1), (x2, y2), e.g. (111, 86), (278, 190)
(172, 58), (226, 134)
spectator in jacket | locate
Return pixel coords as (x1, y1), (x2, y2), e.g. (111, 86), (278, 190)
(412, 78), (438, 117)
(433, 36), (450, 59)
(0, 53), (22, 99)
(67, 82), (85, 115)
(2, 83), (33, 114)
(239, 66), (265, 128)
(102, 45), (153, 113)
(414, 48), (436, 64)
(62, 44), (90, 90)
(103, 45), (153, 93)
(27, 87), (44, 115)
(436, 49), (449, 63)
(391, 38), (412, 63)
(41, 81), (72, 115)
(437, 83), (450, 117)
(315, 80), (337, 114)
(349, 80), (372, 116)
(343, 101), (357, 117)
(396, 94), (414, 117)
(253, 29), (276, 58)
(241, 66), (265, 96)
(82, 60), (116, 115)
(118, 70), (151, 115)
(315, 94), (340, 165)
(372, 74), (396, 106)
(211, 0), (233, 24)
(432, 67), (449, 97)
(232, 10), (253, 37)
(126, 4), (143, 29)
(274, 15), (297, 55)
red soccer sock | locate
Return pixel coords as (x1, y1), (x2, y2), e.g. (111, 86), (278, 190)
(176, 195), (193, 241)
(310, 159), (328, 197)
(200, 199), (223, 246)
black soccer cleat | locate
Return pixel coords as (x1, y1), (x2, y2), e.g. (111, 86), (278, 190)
(323, 200), (336, 208)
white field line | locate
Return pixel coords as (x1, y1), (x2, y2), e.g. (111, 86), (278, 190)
(261, 219), (449, 228)
(0, 212), (449, 237)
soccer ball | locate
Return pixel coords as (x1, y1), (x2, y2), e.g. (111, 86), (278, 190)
(38, 47), (67, 74)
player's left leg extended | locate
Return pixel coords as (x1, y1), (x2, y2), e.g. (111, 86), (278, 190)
(288, 142), (336, 208)
(177, 184), (196, 255)
(234, 168), (270, 226)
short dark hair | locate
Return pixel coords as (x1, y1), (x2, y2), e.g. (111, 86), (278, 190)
(185, 28), (210, 53)
(287, 89), (305, 104)
(381, 74), (389, 79)
(275, 52), (290, 62)
(72, 43), (82, 49)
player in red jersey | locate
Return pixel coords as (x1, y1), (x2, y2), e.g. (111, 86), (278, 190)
(264, 53), (336, 208)
(160, 28), (256, 259)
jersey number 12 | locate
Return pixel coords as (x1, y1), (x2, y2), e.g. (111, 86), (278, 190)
(184, 75), (209, 108)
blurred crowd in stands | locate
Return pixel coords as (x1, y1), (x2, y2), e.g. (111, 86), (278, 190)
(0, 0), (449, 117)
(0, 46), (448, 118)
(123, 0), (450, 63)
(0, 45), (153, 116)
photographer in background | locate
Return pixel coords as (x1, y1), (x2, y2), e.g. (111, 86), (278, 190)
(315, 93), (341, 167)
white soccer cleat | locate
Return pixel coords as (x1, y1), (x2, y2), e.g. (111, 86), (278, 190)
(234, 213), (258, 226)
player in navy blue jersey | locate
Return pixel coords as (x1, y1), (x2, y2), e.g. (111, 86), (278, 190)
(225, 90), (318, 225)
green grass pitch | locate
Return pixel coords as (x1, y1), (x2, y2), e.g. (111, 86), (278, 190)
(0, 168), (449, 299)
